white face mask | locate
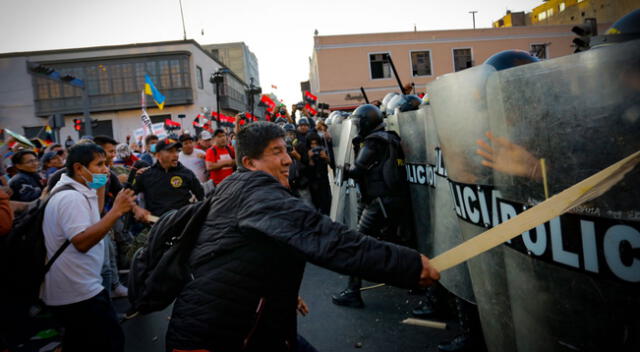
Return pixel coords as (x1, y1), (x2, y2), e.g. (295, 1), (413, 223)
(317, 131), (325, 138)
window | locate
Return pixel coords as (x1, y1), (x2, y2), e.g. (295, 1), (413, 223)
(453, 48), (473, 72)
(559, 2), (566, 12)
(547, 8), (554, 18)
(210, 49), (219, 59)
(196, 66), (203, 89)
(411, 51), (432, 77)
(539, 11), (547, 20)
(369, 53), (391, 79)
(531, 44), (548, 59)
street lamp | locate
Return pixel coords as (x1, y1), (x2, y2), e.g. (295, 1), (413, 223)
(246, 77), (262, 120)
(210, 68), (228, 125)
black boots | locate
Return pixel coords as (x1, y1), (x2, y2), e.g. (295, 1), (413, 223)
(331, 289), (364, 308)
(437, 334), (472, 352)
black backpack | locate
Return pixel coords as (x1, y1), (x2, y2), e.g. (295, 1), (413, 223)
(0, 185), (79, 300)
(365, 130), (408, 194)
(0, 185), (81, 345)
(127, 196), (212, 316)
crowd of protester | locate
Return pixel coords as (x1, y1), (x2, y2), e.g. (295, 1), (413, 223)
(0, 104), (344, 351)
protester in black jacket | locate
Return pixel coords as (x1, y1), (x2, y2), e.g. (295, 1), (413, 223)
(8, 150), (42, 202)
(165, 122), (440, 352)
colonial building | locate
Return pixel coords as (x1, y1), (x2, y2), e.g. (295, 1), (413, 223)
(308, 23), (609, 111)
(0, 40), (255, 142)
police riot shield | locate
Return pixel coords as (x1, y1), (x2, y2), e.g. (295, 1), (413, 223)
(482, 39), (640, 351)
(329, 117), (359, 230)
(396, 106), (475, 303)
(328, 120), (343, 162)
(428, 65), (516, 352)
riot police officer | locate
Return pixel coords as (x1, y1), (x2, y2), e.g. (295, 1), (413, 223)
(332, 104), (413, 308)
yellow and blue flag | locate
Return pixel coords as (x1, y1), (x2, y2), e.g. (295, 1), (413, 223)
(144, 75), (165, 110)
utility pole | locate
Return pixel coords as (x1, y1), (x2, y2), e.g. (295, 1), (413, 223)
(179, 0), (187, 40)
(469, 10), (478, 30)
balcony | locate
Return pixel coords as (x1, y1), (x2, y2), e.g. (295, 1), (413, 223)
(34, 88), (193, 116)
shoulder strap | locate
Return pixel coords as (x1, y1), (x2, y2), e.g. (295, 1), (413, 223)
(42, 184), (91, 273)
(225, 146), (235, 158)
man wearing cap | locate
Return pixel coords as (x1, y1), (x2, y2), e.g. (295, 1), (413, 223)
(134, 138), (204, 217)
(205, 129), (236, 186)
(196, 131), (213, 152)
(41, 150), (64, 180)
(178, 134), (207, 183)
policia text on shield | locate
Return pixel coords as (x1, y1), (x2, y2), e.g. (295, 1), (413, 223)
(430, 150), (640, 273)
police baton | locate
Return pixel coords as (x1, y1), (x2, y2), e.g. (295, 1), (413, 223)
(360, 87), (370, 104)
(385, 54), (404, 93)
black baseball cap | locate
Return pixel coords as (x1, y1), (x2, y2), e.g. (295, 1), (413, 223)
(155, 138), (182, 152)
(179, 133), (194, 142)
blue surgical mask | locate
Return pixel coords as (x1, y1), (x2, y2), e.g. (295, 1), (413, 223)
(150, 144), (157, 153)
(82, 167), (109, 189)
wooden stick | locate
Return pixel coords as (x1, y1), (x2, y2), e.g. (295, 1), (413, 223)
(540, 158), (549, 200)
(360, 283), (386, 292)
(402, 318), (447, 330)
(147, 215), (159, 223)
(430, 150), (640, 272)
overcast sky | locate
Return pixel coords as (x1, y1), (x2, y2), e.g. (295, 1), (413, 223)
(0, 0), (544, 107)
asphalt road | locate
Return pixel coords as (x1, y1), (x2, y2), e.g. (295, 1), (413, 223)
(116, 264), (460, 352)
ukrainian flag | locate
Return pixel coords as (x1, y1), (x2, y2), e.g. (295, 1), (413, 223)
(144, 75), (166, 110)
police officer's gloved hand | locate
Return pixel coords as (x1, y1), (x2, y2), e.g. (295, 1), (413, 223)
(341, 163), (350, 184)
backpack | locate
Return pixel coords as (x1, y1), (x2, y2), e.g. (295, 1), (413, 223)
(0, 185), (82, 345)
(127, 196), (212, 316)
(365, 130), (408, 194)
(0, 185), (79, 301)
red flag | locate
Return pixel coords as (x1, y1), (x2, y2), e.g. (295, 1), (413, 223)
(305, 104), (317, 116)
(260, 95), (276, 112)
(304, 91), (317, 104)
(165, 119), (181, 127)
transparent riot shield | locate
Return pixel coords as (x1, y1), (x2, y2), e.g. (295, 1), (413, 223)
(329, 117), (359, 230)
(328, 120), (343, 158)
(428, 65), (516, 352)
(396, 106), (475, 303)
(483, 39), (640, 352)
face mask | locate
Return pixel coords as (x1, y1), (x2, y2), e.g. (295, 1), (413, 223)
(82, 166), (108, 189)
(231, 140), (237, 148)
(317, 131), (325, 138)
(150, 144), (157, 153)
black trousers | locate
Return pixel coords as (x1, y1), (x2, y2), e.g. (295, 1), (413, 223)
(51, 289), (124, 352)
(347, 199), (410, 292)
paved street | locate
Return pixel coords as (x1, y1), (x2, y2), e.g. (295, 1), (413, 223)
(116, 264), (459, 352)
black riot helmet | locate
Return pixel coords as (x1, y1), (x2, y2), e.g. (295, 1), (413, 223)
(381, 92), (400, 114)
(591, 9), (640, 47)
(398, 95), (422, 112)
(484, 50), (540, 71)
(283, 123), (296, 132)
(352, 104), (384, 137)
(385, 94), (404, 115)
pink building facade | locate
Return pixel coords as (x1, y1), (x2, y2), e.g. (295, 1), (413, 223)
(309, 23), (609, 110)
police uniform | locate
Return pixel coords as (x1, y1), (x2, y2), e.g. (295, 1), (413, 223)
(134, 140), (204, 217)
(332, 104), (413, 308)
